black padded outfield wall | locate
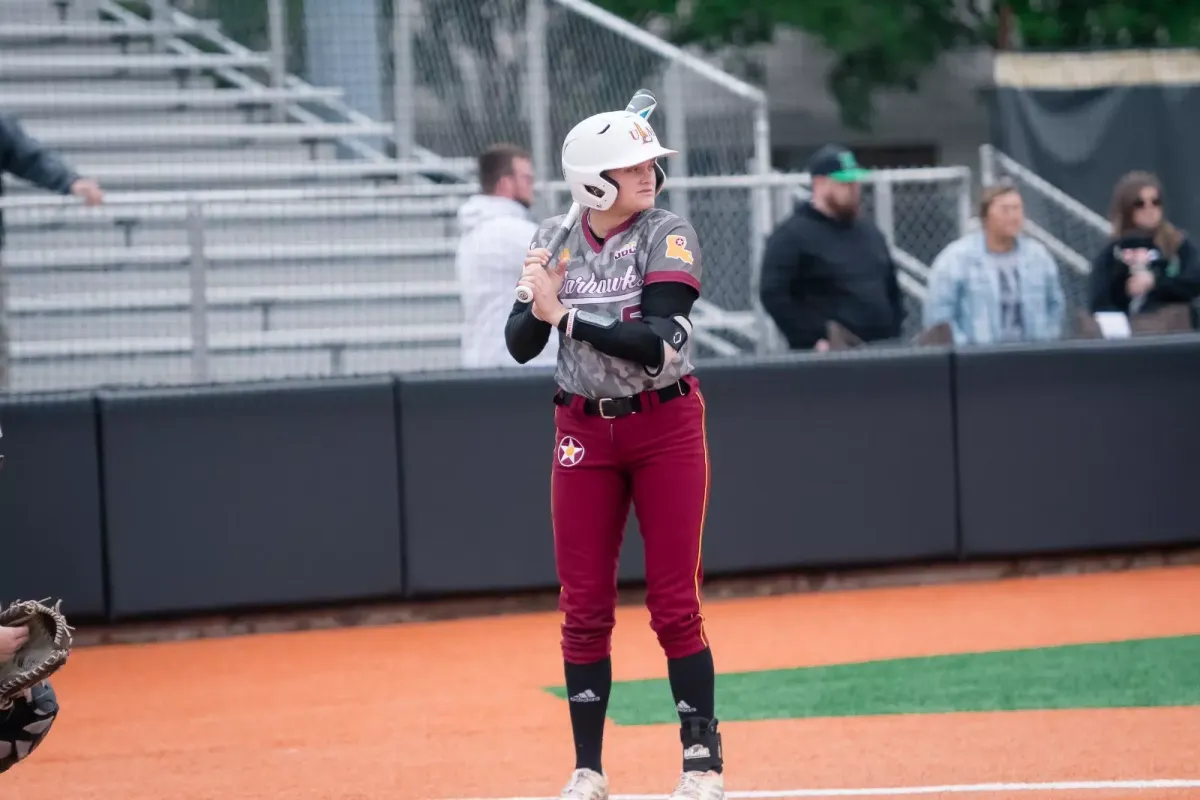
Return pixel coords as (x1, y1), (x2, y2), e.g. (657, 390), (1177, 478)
(0, 392), (107, 620)
(394, 349), (961, 596)
(954, 335), (1200, 557)
(2, 337), (1199, 622)
(395, 367), (647, 599)
(96, 377), (404, 619)
(395, 367), (563, 597)
(695, 348), (960, 573)
(988, 49), (1200, 240)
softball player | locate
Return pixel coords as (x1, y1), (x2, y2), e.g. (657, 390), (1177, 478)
(0, 434), (61, 773)
(505, 110), (723, 800)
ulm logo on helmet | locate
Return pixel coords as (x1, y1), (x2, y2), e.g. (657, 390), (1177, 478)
(629, 121), (655, 144)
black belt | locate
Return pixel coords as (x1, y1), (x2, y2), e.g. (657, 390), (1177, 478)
(555, 379), (689, 419)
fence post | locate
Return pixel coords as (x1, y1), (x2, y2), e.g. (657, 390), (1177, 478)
(266, 0), (289, 122)
(392, 0), (416, 172)
(526, 0), (552, 221)
(750, 103), (774, 353)
(150, 0), (170, 52)
(873, 176), (895, 247)
(959, 170), (973, 235)
(186, 201), (210, 384)
(664, 61), (689, 222)
(980, 143), (996, 187)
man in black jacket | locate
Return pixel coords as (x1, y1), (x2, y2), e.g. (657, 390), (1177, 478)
(0, 112), (104, 389)
(759, 144), (903, 351)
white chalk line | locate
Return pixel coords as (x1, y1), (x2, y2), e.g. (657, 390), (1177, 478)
(440, 778), (1200, 800)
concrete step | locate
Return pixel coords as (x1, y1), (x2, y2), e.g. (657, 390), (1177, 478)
(7, 258), (458, 294)
(18, 106), (262, 127)
(23, 121), (390, 151)
(0, 87), (345, 118)
(0, 52), (269, 81)
(5, 195), (463, 228)
(5, 215), (461, 250)
(1, 233), (460, 271)
(0, 0), (101, 26)
(3, 157), (427, 190)
(7, 76), (221, 94)
(9, 295), (463, 341)
(55, 141), (340, 165)
(0, 38), (148, 55)
(0, 20), (216, 47)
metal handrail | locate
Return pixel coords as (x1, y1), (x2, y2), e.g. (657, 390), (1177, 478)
(550, 0), (767, 104)
(96, 0), (393, 169)
(981, 145), (1110, 235)
(0, 20), (222, 39)
(1022, 219), (1094, 275)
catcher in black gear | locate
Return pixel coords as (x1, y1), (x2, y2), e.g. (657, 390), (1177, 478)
(0, 599), (71, 773)
(0, 424), (73, 772)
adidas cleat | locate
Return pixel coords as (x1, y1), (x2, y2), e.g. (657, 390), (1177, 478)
(559, 767), (609, 800)
(668, 769), (725, 800)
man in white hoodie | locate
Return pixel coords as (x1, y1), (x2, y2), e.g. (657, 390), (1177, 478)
(456, 143), (559, 369)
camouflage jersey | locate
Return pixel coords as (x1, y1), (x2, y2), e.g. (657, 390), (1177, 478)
(531, 206), (703, 399)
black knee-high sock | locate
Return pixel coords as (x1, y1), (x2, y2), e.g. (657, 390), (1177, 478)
(668, 647), (715, 722)
(564, 657), (612, 773)
(668, 647), (722, 774)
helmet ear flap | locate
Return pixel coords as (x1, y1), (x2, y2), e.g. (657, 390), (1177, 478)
(571, 170), (618, 211)
(600, 169), (620, 196)
(654, 159), (666, 195)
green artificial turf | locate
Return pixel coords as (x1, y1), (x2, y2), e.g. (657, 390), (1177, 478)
(545, 635), (1200, 725)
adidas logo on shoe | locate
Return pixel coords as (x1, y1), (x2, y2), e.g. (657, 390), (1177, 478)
(569, 689), (601, 703)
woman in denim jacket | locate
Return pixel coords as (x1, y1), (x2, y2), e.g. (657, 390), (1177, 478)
(924, 182), (1065, 345)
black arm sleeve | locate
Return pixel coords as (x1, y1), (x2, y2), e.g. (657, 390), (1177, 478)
(557, 281), (698, 368)
(504, 300), (553, 364)
(758, 228), (826, 349)
(0, 113), (79, 194)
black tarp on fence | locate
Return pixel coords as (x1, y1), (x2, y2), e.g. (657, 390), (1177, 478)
(988, 49), (1200, 240)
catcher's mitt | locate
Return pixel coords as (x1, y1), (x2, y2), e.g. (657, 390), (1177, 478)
(0, 600), (72, 710)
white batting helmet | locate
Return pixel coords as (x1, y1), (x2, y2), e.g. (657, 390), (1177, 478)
(560, 110), (678, 211)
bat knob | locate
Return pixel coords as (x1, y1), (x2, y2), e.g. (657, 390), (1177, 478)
(515, 285), (534, 304)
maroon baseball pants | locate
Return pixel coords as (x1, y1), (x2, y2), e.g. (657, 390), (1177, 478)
(551, 375), (711, 664)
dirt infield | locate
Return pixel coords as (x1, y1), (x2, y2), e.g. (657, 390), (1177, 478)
(66, 545), (1200, 648)
(5, 559), (1200, 799)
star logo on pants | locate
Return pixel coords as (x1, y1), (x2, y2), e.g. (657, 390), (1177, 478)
(558, 436), (585, 467)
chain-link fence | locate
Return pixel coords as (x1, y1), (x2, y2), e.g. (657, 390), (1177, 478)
(0, 166), (972, 393)
(383, 0), (763, 176)
(1, 0), (974, 394)
(981, 145), (1111, 325)
(0, 184), (469, 392)
(768, 167), (973, 341)
(0, 0), (771, 393)
(382, 0), (771, 315)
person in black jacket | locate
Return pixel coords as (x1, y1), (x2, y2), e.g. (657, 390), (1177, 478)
(1089, 170), (1200, 319)
(0, 112), (105, 389)
(759, 144), (903, 351)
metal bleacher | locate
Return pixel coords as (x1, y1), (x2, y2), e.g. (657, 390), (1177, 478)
(0, 0), (480, 392)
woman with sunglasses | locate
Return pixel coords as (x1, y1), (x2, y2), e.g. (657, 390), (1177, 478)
(1089, 171), (1200, 318)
